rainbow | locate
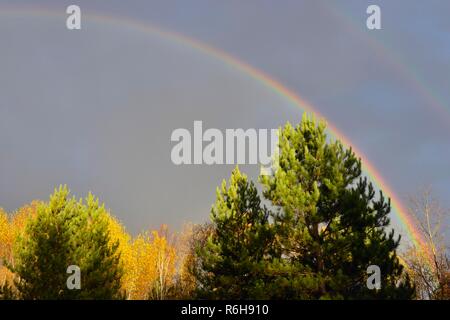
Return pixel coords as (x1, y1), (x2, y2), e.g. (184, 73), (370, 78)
(321, 2), (450, 126)
(0, 7), (429, 255)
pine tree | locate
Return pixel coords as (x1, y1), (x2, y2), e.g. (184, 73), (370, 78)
(73, 194), (123, 299)
(11, 186), (123, 299)
(196, 167), (274, 299)
(260, 115), (414, 299)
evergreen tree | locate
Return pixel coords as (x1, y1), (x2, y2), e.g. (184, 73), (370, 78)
(74, 194), (123, 299)
(196, 167), (274, 299)
(260, 115), (414, 299)
(11, 186), (123, 299)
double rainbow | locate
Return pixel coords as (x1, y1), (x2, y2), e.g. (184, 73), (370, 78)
(0, 7), (430, 255)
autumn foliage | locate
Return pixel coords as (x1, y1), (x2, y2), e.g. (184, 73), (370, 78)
(0, 202), (39, 290)
(1, 194), (186, 300)
(1, 118), (446, 300)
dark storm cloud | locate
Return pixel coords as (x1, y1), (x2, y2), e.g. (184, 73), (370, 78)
(0, 0), (448, 237)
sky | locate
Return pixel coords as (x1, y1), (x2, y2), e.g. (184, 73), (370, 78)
(0, 0), (449, 240)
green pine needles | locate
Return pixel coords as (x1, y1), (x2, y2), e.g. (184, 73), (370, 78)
(196, 115), (414, 299)
(1, 115), (415, 300)
(195, 168), (275, 299)
(11, 186), (123, 300)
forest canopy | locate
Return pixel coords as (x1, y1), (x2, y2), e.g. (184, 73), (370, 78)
(0, 116), (448, 300)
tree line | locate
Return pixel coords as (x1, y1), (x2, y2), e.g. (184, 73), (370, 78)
(0, 115), (448, 299)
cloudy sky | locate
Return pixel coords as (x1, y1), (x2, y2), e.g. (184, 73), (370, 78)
(0, 0), (449, 240)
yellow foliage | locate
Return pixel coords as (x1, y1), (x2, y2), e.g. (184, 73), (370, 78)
(0, 208), (10, 257)
(108, 221), (178, 299)
(105, 217), (179, 300)
(0, 208), (12, 286)
(127, 233), (156, 299)
(11, 201), (39, 237)
(148, 225), (177, 300)
(106, 215), (134, 297)
(0, 202), (39, 287)
(2, 201), (185, 300)
(126, 227), (178, 300)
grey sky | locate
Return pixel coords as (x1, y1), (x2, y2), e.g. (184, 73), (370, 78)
(0, 0), (449, 241)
